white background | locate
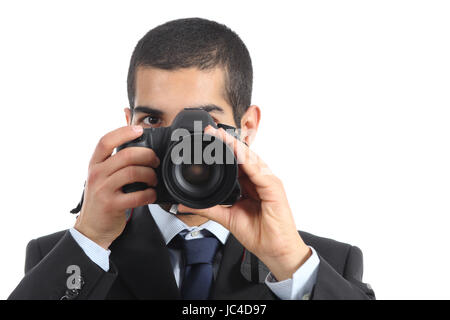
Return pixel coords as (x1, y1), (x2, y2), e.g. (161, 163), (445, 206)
(0, 0), (449, 300)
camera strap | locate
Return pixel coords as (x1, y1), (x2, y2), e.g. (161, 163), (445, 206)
(70, 182), (85, 214)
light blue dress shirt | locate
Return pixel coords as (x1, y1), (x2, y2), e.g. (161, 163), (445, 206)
(69, 204), (320, 300)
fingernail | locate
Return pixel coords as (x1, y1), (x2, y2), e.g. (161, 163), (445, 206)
(132, 125), (143, 133)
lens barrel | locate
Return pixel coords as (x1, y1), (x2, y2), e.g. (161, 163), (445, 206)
(161, 133), (238, 209)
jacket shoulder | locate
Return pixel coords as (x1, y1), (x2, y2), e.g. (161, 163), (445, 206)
(298, 230), (356, 276)
(30, 230), (68, 257)
(24, 230), (68, 274)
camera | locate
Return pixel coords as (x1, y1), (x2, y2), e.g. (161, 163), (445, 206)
(116, 109), (241, 209)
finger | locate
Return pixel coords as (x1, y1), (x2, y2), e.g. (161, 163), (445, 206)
(107, 165), (157, 191)
(90, 125), (143, 166)
(102, 147), (160, 177)
(113, 188), (157, 211)
(205, 126), (274, 188)
(238, 174), (260, 200)
(177, 204), (231, 229)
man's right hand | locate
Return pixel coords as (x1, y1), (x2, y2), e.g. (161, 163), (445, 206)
(74, 125), (159, 249)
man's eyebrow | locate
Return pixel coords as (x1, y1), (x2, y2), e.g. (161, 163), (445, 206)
(133, 106), (164, 116)
(184, 104), (225, 114)
(133, 104), (224, 116)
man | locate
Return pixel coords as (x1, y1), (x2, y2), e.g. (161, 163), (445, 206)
(9, 18), (375, 300)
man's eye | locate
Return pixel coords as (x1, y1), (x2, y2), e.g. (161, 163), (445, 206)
(142, 115), (161, 126)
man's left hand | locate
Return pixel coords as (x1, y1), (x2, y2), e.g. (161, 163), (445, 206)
(178, 125), (312, 281)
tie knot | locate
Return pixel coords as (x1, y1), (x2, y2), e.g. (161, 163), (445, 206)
(176, 235), (220, 265)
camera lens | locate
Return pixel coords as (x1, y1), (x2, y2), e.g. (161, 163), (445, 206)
(162, 133), (239, 209)
(173, 160), (222, 198)
(181, 164), (211, 185)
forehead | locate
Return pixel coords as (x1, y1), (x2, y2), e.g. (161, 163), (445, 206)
(134, 66), (231, 112)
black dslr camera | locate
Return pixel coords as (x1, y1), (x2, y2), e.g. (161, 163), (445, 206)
(116, 109), (241, 209)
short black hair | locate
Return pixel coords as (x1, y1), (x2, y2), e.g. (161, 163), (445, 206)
(127, 18), (253, 126)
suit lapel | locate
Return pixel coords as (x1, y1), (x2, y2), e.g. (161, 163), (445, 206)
(109, 206), (180, 299)
(211, 233), (276, 300)
(108, 205), (275, 300)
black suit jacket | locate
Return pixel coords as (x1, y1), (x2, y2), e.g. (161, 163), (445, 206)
(9, 205), (375, 300)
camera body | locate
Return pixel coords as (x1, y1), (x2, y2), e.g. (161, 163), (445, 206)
(117, 109), (241, 209)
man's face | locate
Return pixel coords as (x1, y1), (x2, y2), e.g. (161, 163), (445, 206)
(126, 66), (237, 128)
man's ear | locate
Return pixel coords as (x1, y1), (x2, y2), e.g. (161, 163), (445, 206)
(124, 107), (132, 125)
(239, 105), (261, 146)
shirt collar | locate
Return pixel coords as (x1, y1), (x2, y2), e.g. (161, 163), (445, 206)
(148, 204), (230, 245)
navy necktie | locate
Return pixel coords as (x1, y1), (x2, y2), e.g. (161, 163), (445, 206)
(172, 234), (221, 300)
